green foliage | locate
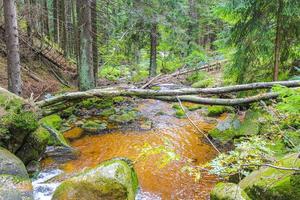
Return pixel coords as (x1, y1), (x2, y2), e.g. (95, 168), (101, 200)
(2, 111), (39, 135)
(191, 78), (214, 88)
(186, 71), (208, 84)
(99, 66), (121, 81)
(215, 0), (300, 83)
(209, 136), (274, 178)
(272, 85), (300, 114)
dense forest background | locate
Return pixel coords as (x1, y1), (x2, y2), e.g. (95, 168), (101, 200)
(1, 0), (299, 93)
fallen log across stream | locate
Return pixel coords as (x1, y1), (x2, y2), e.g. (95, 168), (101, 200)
(36, 80), (300, 108)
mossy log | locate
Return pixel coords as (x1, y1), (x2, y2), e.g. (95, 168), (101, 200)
(36, 80), (300, 108)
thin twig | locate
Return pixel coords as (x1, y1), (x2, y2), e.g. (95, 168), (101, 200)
(242, 164), (300, 171)
(176, 96), (221, 153)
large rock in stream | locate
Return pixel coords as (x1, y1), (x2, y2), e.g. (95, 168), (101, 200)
(210, 182), (250, 200)
(0, 147), (33, 200)
(52, 158), (138, 200)
(239, 153), (300, 200)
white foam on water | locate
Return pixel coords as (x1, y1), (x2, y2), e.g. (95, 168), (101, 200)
(32, 169), (63, 200)
(136, 189), (161, 200)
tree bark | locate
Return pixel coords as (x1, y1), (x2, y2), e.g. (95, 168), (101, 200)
(52, 0), (58, 42)
(149, 21), (158, 77)
(36, 80), (300, 108)
(77, 0), (95, 91)
(273, 0), (283, 81)
(4, 0), (22, 95)
(42, 0), (50, 37)
(91, 0), (98, 85)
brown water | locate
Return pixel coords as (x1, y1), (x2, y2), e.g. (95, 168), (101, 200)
(40, 100), (221, 200)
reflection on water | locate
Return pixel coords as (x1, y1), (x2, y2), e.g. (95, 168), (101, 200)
(36, 100), (220, 200)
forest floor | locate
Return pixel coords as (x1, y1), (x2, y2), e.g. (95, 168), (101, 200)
(0, 53), (67, 99)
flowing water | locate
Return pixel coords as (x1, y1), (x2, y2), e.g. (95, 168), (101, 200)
(33, 99), (222, 200)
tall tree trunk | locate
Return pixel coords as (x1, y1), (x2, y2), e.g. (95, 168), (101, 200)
(4, 0), (22, 95)
(91, 0), (98, 86)
(65, 0), (73, 57)
(187, 0), (199, 54)
(58, 0), (67, 54)
(273, 0), (283, 81)
(78, 0), (95, 91)
(42, 0), (50, 37)
(149, 22), (158, 77)
(53, 0), (58, 42)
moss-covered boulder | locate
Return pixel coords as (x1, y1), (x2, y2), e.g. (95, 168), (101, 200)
(15, 114), (71, 166)
(0, 88), (39, 153)
(0, 147), (28, 178)
(52, 158), (138, 200)
(208, 114), (240, 144)
(82, 120), (108, 134)
(0, 147), (33, 200)
(211, 182), (251, 200)
(109, 110), (138, 124)
(0, 175), (33, 200)
(240, 153), (300, 200)
(209, 111), (261, 145)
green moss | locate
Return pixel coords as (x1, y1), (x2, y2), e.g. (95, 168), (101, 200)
(209, 128), (236, 144)
(82, 120), (107, 133)
(109, 110), (138, 124)
(207, 106), (228, 117)
(3, 111), (38, 134)
(112, 96), (125, 103)
(186, 104), (202, 111)
(150, 86), (161, 91)
(52, 158), (138, 200)
(175, 110), (185, 118)
(240, 153), (300, 200)
(238, 111), (261, 136)
(100, 108), (116, 117)
(40, 114), (62, 130)
(211, 182), (251, 200)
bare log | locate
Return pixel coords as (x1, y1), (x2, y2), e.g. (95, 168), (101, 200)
(156, 93), (279, 106)
(36, 80), (300, 107)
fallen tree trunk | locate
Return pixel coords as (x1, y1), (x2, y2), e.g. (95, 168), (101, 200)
(36, 80), (300, 108)
(156, 93), (279, 106)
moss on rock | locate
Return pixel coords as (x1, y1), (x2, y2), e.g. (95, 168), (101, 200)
(207, 106), (230, 117)
(39, 114), (63, 130)
(52, 158), (138, 200)
(211, 182), (251, 200)
(0, 147), (28, 178)
(82, 120), (108, 134)
(109, 110), (138, 124)
(240, 153), (300, 200)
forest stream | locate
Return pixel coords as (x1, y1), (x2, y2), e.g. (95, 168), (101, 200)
(33, 99), (222, 200)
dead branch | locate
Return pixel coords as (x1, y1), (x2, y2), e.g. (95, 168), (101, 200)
(176, 96), (221, 153)
(36, 80), (300, 108)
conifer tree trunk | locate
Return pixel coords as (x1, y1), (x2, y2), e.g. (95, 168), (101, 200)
(273, 0), (283, 81)
(4, 0), (22, 95)
(91, 0), (98, 85)
(149, 21), (158, 77)
(42, 0), (50, 37)
(53, 0), (58, 42)
(58, 0), (67, 55)
(77, 1), (95, 91)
